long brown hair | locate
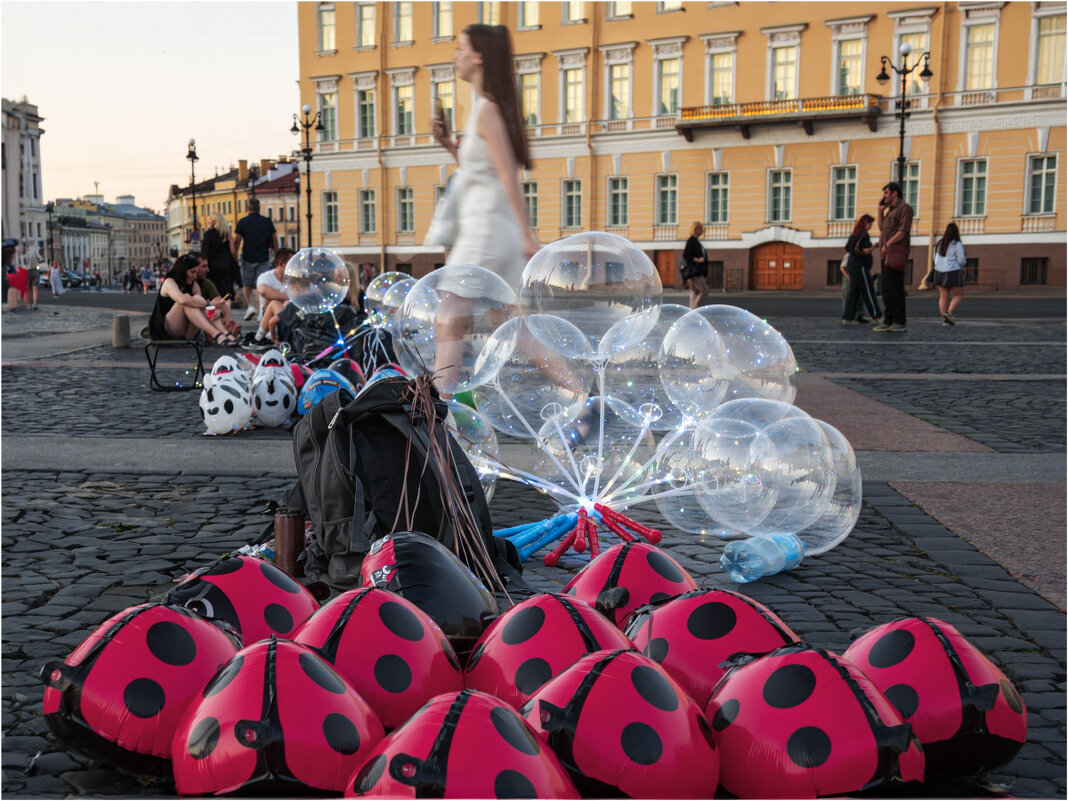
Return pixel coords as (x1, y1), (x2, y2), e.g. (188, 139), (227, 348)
(936, 222), (961, 257)
(463, 23), (531, 171)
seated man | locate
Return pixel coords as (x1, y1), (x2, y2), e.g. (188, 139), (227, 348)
(149, 253), (239, 345)
(250, 247), (295, 345)
(191, 253), (241, 338)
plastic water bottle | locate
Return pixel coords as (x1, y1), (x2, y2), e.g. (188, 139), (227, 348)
(720, 534), (805, 583)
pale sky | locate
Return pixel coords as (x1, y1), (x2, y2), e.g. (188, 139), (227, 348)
(2, 0), (300, 213)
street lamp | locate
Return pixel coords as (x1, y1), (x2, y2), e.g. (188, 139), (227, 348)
(876, 42), (933, 185)
(291, 104), (323, 249)
(248, 163), (259, 199)
(186, 138), (200, 244)
(45, 201), (55, 266)
(294, 173), (301, 248)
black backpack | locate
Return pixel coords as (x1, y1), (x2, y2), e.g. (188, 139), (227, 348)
(287, 375), (522, 590)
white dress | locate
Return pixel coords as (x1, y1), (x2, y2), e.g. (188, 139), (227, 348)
(445, 95), (526, 292)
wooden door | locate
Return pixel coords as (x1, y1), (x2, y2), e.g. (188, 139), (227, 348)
(654, 249), (678, 289)
(752, 242), (804, 290)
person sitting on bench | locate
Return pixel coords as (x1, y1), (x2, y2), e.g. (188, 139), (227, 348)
(149, 253), (240, 346)
(191, 254), (241, 338)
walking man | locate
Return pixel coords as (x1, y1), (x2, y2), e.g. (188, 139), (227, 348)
(874, 182), (914, 332)
(230, 198), (278, 321)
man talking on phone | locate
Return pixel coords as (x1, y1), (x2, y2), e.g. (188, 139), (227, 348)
(873, 182), (914, 333)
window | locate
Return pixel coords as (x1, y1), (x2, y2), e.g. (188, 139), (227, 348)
(1036, 14), (1066, 84)
(900, 32), (929, 96)
(902, 161), (920, 214)
(1021, 257), (1048, 285)
(480, 2), (500, 25)
(607, 2), (632, 19)
(710, 51), (734, 104)
(564, 68), (584, 122)
(658, 58), (680, 114)
(564, 2), (585, 24)
(395, 84), (413, 135)
(394, 2), (413, 43)
(772, 45), (798, 100)
(397, 188), (414, 233)
(520, 2), (539, 29)
(707, 172), (729, 224)
(318, 91), (338, 140)
(656, 175), (678, 225)
(433, 78), (455, 132)
(563, 180), (582, 228)
(323, 191), (339, 234)
(827, 260), (845, 286)
(608, 177), (628, 226)
(963, 257), (980, 284)
(959, 159), (987, 217)
(520, 72), (540, 125)
(837, 38), (863, 95)
(318, 3), (336, 51)
(608, 63), (630, 119)
(523, 182), (538, 228)
(359, 190), (376, 233)
(769, 170), (792, 222)
(832, 166), (857, 221)
(288, 205), (295, 222)
(1028, 155), (1057, 214)
(357, 87), (376, 138)
(965, 22), (995, 90)
(658, 0), (683, 11)
(433, 2), (453, 38)
(357, 3), (376, 48)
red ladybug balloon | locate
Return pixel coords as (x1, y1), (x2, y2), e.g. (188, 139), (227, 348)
(172, 638), (384, 796)
(166, 555), (319, 644)
(520, 649), (719, 798)
(293, 587), (463, 730)
(625, 588), (799, 708)
(844, 616), (1028, 782)
(347, 689), (579, 798)
(465, 593), (633, 708)
(562, 541), (698, 627)
(705, 643), (925, 798)
(40, 603), (241, 774)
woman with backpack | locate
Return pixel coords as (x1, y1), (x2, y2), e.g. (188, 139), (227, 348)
(932, 222), (966, 326)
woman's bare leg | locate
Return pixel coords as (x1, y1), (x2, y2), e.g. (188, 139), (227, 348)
(948, 287), (964, 316)
(938, 286), (950, 317)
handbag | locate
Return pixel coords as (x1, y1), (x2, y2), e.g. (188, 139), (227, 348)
(680, 258), (703, 281)
(883, 244), (908, 271)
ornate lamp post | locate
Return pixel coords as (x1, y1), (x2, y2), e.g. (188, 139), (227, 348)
(294, 173), (301, 248)
(876, 42), (933, 185)
(45, 201), (55, 266)
(291, 104), (323, 249)
(186, 138), (200, 244)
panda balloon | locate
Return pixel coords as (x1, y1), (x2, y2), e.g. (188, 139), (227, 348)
(252, 366), (297, 427)
(199, 376), (254, 435)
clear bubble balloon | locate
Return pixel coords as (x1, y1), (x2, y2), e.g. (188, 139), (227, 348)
(520, 232), (661, 359)
(284, 248), (350, 314)
(380, 278), (417, 333)
(799, 420), (861, 555)
(658, 309), (731, 420)
(691, 305), (798, 403)
(446, 400), (500, 503)
(365, 272), (411, 329)
(692, 416), (779, 534)
(708, 397), (809, 429)
(652, 431), (746, 539)
(393, 265), (518, 394)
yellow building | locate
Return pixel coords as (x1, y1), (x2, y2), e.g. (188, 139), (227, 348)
(296, 1), (1066, 289)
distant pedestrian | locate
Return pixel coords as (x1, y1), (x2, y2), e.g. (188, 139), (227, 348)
(933, 222), (966, 326)
(26, 262), (41, 308)
(840, 213), (881, 325)
(92, 269), (102, 292)
(49, 263), (64, 299)
(681, 221), (709, 309)
(873, 182), (914, 333)
(140, 265), (151, 294)
(231, 198), (278, 321)
(203, 213), (238, 300)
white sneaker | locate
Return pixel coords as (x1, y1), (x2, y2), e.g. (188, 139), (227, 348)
(242, 307), (256, 321)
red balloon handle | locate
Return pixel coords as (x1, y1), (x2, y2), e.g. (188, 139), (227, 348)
(544, 526), (579, 567)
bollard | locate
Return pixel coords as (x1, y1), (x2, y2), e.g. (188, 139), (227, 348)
(112, 313), (130, 348)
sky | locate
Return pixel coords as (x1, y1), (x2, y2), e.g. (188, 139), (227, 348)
(2, 1), (301, 213)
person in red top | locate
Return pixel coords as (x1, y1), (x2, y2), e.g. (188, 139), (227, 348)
(874, 181), (914, 332)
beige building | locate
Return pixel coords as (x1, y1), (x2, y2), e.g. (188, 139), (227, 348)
(296, 1), (1065, 289)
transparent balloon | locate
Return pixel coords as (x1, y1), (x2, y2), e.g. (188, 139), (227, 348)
(652, 431), (746, 540)
(659, 309), (731, 420)
(692, 416), (779, 535)
(520, 232), (661, 359)
(798, 420), (861, 555)
(284, 248), (350, 315)
(380, 278), (417, 333)
(365, 272), (412, 329)
(393, 265), (518, 395)
(691, 305), (798, 403)
(708, 397), (809, 429)
(446, 399), (500, 504)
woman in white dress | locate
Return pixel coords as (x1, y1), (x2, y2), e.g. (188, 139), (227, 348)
(48, 264), (64, 299)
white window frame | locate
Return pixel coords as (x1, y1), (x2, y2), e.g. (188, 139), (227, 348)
(563, 2), (586, 25)
(519, 1), (541, 31)
(555, 49), (589, 128)
(355, 2), (376, 50)
(655, 174), (678, 226)
(601, 43), (636, 122)
(479, 1), (500, 25)
(956, 4), (1002, 93)
(323, 191), (339, 234)
(393, 1), (413, 45)
(826, 16), (872, 96)
(429, 64), (456, 132)
(1027, 4), (1066, 97)
(649, 37), (685, 116)
(315, 80), (339, 141)
(432, 1), (454, 40)
(768, 169), (792, 223)
(762, 25), (805, 101)
(901, 161), (921, 215)
(359, 189), (376, 234)
(830, 165), (858, 221)
(523, 181), (538, 228)
(563, 180), (582, 229)
(608, 176), (629, 227)
(701, 33), (739, 105)
(387, 68), (416, 137)
(350, 71), (378, 139)
(397, 187), (414, 233)
(607, 2), (633, 21)
(317, 2), (337, 53)
(889, 6), (936, 109)
(1026, 152), (1059, 215)
(516, 61), (542, 127)
(957, 158), (988, 218)
(707, 171), (729, 224)
(657, 0), (684, 12)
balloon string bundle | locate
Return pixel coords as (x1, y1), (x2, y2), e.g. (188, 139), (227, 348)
(497, 506), (661, 566)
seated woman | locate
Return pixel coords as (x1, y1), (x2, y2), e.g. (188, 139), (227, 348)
(149, 253), (239, 345)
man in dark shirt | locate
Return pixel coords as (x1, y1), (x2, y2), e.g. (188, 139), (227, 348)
(231, 198), (278, 321)
(873, 182), (914, 333)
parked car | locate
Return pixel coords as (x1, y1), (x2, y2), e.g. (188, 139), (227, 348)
(62, 270), (85, 288)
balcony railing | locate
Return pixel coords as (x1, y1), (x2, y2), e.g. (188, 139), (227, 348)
(1021, 215), (1056, 233)
(826, 221), (852, 238)
(678, 93), (881, 140)
(954, 217), (986, 236)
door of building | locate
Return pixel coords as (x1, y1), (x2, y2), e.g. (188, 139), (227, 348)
(752, 242), (804, 290)
(654, 249), (677, 289)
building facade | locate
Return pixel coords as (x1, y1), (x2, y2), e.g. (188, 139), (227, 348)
(295, 1), (1065, 289)
(1, 97), (46, 267)
(52, 197), (166, 281)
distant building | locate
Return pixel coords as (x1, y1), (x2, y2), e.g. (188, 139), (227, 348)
(1, 97), (46, 266)
(52, 197), (166, 280)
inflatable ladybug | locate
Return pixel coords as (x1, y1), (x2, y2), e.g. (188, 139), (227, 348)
(519, 648), (719, 798)
(844, 616), (1028, 783)
(625, 588), (799, 708)
(166, 555), (319, 645)
(361, 532), (499, 665)
(563, 541), (698, 627)
(172, 637), (384, 796)
(705, 642), (925, 798)
(347, 689), (578, 798)
(465, 592), (633, 708)
(293, 588), (464, 730)
(40, 603), (241, 774)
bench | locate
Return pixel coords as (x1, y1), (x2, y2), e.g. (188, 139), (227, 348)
(140, 325), (205, 392)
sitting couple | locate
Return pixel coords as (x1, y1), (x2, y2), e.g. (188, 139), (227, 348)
(149, 253), (242, 345)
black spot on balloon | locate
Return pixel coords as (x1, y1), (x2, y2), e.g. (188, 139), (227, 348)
(490, 706), (540, 755)
(353, 753), (387, 792)
(224, 399), (234, 414)
(1001, 680), (1023, 713)
(374, 654), (413, 693)
(712, 698), (739, 731)
(204, 655), (243, 697)
(687, 602), (737, 640)
(260, 560), (302, 593)
(867, 629), (915, 669)
(631, 665), (679, 711)
(645, 637), (669, 662)
(264, 603), (294, 634)
(123, 678), (166, 718)
(646, 550), (684, 582)
(466, 642), (486, 671)
(649, 592), (672, 604)
(323, 713), (360, 754)
(884, 683), (920, 719)
(620, 721), (662, 765)
(283, 394), (291, 409)
(208, 557), (243, 575)
(442, 639), (461, 671)
(146, 621), (196, 666)
(514, 658), (552, 695)
(763, 664), (816, 709)
(502, 606), (545, 645)
(300, 651), (346, 694)
(379, 601), (425, 642)
(494, 769), (537, 798)
(187, 716), (220, 760)
(787, 726), (832, 768)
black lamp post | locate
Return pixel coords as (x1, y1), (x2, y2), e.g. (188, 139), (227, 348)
(45, 201), (55, 266)
(291, 104), (323, 248)
(248, 164), (259, 198)
(186, 138), (199, 243)
(294, 173), (301, 248)
(876, 42), (933, 185)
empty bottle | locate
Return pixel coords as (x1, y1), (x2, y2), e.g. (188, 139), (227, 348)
(720, 533), (805, 583)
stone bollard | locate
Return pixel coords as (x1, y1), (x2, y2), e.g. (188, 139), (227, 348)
(112, 313), (130, 348)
